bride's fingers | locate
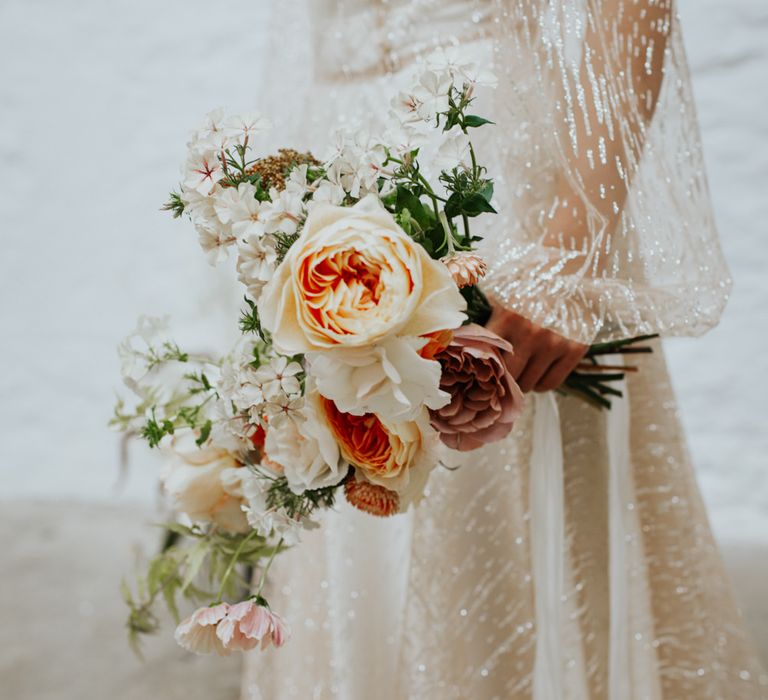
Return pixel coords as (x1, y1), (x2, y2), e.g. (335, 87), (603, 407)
(535, 346), (587, 392)
(506, 345), (530, 380)
(518, 353), (557, 393)
(534, 355), (576, 392)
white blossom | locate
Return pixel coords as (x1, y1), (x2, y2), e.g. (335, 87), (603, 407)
(309, 162), (347, 207)
(196, 222), (235, 265)
(188, 108), (229, 151)
(425, 46), (497, 89)
(117, 316), (196, 410)
(260, 186), (305, 235)
(285, 164), (313, 198)
(213, 182), (265, 237)
(253, 356), (303, 399)
(262, 394), (305, 427)
(225, 112), (272, 143)
(236, 234), (278, 302)
(393, 70), (452, 123)
(183, 149), (224, 195)
(342, 131), (389, 197)
(382, 119), (429, 159)
(434, 131), (471, 171)
(181, 188), (218, 228)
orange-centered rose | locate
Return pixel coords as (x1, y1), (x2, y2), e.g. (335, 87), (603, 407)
(321, 398), (424, 491)
(259, 195), (466, 354)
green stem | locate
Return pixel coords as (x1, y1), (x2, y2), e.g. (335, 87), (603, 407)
(468, 141), (479, 178)
(217, 529), (259, 602)
(439, 211), (456, 255)
(255, 537), (284, 597)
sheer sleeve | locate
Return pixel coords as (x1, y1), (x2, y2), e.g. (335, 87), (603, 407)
(482, 0), (732, 343)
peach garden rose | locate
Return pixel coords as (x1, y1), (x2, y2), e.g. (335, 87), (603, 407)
(259, 194), (466, 355)
(320, 398), (433, 501)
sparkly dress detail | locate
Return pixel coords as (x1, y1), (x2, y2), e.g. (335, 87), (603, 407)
(241, 1), (768, 698)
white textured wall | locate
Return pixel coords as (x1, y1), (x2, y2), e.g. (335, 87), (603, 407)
(0, 1), (766, 542)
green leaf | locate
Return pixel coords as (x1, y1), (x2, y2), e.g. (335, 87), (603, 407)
(460, 192), (497, 216)
(120, 578), (134, 607)
(478, 180), (494, 203)
(395, 208), (414, 235)
(462, 285), (492, 326)
(162, 579), (181, 623)
(181, 540), (210, 594)
(195, 420), (212, 446)
(396, 186), (432, 230)
(463, 115), (495, 128)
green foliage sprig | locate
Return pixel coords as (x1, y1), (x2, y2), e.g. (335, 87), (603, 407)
(122, 523), (270, 656)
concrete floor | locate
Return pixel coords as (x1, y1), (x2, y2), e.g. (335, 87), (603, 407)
(0, 503), (240, 700)
(1, 502), (765, 700)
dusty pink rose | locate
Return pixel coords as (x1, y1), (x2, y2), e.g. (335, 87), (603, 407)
(174, 603), (230, 656)
(430, 323), (524, 451)
(216, 600), (290, 652)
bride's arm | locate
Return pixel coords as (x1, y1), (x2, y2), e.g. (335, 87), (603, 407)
(488, 0), (674, 392)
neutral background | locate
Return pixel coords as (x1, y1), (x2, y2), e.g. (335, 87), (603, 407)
(0, 1), (766, 697)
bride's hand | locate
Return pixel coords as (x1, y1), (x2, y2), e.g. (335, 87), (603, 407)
(486, 306), (588, 393)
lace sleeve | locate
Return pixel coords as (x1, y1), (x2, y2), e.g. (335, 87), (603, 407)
(482, 0), (731, 343)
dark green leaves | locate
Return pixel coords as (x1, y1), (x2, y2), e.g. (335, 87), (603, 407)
(141, 411), (175, 448)
(461, 284), (492, 326)
(396, 186), (433, 230)
(463, 115), (494, 128)
(445, 191), (497, 218)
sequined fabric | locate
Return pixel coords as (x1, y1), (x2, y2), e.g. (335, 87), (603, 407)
(241, 2), (767, 698)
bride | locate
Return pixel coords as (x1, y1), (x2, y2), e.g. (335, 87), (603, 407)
(242, 1), (767, 698)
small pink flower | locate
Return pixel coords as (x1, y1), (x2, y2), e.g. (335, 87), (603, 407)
(216, 599), (290, 652)
(174, 603), (230, 656)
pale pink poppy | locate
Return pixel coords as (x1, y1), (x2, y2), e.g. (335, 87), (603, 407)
(217, 599), (290, 651)
(174, 603), (230, 656)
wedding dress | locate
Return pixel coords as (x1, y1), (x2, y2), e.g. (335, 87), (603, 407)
(242, 1), (768, 698)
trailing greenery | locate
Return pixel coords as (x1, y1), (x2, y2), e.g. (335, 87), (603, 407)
(122, 523), (271, 657)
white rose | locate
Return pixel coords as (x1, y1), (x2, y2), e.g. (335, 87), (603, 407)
(264, 384), (349, 494)
(259, 194), (466, 355)
(308, 336), (449, 422)
(161, 430), (248, 533)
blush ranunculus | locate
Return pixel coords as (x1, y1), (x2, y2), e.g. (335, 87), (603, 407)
(259, 194), (466, 354)
(429, 323), (525, 451)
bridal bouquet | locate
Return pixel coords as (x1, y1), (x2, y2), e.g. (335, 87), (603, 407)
(112, 48), (653, 657)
